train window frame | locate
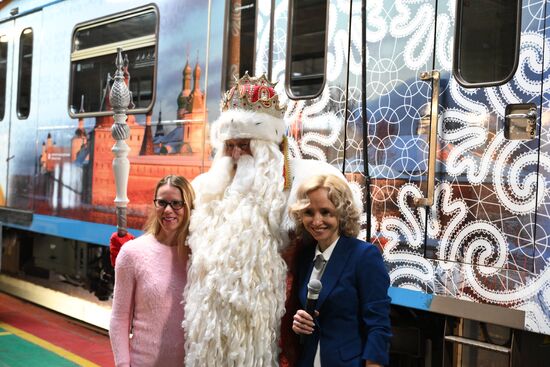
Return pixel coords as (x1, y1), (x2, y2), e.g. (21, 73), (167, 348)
(17, 27), (33, 120)
(68, 5), (159, 118)
(285, 0), (329, 100)
(222, 0), (258, 92)
(453, 0), (521, 88)
(0, 34), (8, 121)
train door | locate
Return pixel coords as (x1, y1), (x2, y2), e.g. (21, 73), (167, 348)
(1, 11), (42, 210)
(262, 0), (351, 171)
(363, 0), (438, 286)
(364, 0), (549, 364)
(429, 0), (544, 300)
(367, 0), (545, 296)
(0, 20), (13, 206)
(432, 2), (547, 363)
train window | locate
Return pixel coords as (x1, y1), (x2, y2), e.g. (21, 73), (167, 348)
(224, 0), (256, 90)
(286, 0), (328, 98)
(17, 28), (33, 119)
(69, 6), (158, 116)
(0, 35), (8, 120)
(454, 0), (520, 86)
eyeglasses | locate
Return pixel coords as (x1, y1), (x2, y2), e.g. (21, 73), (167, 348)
(153, 199), (185, 210)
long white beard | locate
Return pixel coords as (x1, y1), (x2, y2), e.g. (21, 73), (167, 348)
(184, 141), (288, 367)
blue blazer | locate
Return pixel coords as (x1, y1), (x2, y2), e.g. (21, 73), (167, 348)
(296, 236), (391, 366)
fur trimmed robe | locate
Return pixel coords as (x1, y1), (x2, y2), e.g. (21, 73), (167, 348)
(183, 142), (287, 367)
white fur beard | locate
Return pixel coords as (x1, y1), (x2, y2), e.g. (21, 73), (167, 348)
(184, 142), (287, 367)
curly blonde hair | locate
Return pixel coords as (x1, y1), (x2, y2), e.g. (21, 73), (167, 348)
(289, 174), (360, 238)
(144, 175), (195, 258)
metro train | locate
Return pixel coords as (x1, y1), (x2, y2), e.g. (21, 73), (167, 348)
(0, 0), (549, 365)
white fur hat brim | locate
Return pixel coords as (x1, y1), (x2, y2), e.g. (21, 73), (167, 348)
(211, 109), (286, 147)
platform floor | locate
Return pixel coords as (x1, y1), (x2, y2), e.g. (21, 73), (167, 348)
(0, 292), (114, 367)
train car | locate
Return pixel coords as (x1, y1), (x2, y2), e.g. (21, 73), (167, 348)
(0, 0), (222, 329)
(0, 0), (549, 365)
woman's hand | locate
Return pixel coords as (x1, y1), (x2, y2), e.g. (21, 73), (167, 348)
(292, 309), (317, 335)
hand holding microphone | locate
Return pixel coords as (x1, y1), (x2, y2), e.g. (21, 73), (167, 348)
(292, 279), (322, 342)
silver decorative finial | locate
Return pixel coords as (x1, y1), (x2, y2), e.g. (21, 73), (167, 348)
(110, 47), (132, 236)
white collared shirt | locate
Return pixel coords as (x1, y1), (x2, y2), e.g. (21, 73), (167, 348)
(309, 237), (338, 282)
(309, 237), (339, 367)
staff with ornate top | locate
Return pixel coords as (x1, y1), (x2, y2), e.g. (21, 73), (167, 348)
(109, 48), (134, 266)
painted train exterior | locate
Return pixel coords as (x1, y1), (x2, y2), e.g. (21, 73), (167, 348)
(0, 0), (549, 365)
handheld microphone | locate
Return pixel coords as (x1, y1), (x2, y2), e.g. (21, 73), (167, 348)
(305, 279), (322, 316)
(301, 279), (322, 344)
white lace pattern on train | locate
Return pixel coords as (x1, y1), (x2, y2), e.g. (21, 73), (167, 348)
(255, 0), (550, 334)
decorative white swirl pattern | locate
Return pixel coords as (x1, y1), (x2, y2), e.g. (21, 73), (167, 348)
(390, 1), (434, 69)
(259, 0), (550, 335)
(380, 185), (434, 286)
(254, 2), (270, 76)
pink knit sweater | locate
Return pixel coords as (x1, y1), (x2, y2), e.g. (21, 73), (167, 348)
(109, 233), (187, 367)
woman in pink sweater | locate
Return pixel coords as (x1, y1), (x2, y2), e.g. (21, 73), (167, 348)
(109, 175), (195, 367)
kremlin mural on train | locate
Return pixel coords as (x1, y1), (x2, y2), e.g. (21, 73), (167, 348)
(36, 58), (209, 229)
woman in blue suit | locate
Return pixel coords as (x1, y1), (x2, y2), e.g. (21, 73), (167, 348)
(290, 174), (391, 367)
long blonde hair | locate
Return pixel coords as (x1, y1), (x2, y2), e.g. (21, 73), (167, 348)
(143, 175), (195, 258)
(290, 174), (360, 238)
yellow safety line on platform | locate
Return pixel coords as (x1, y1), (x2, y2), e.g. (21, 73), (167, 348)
(0, 322), (101, 367)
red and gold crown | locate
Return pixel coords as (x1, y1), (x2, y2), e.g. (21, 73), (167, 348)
(221, 72), (285, 118)
(212, 72), (287, 146)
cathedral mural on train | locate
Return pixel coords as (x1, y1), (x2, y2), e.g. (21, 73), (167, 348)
(35, 54), (209, 228)
(0, 0), (549, 365)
